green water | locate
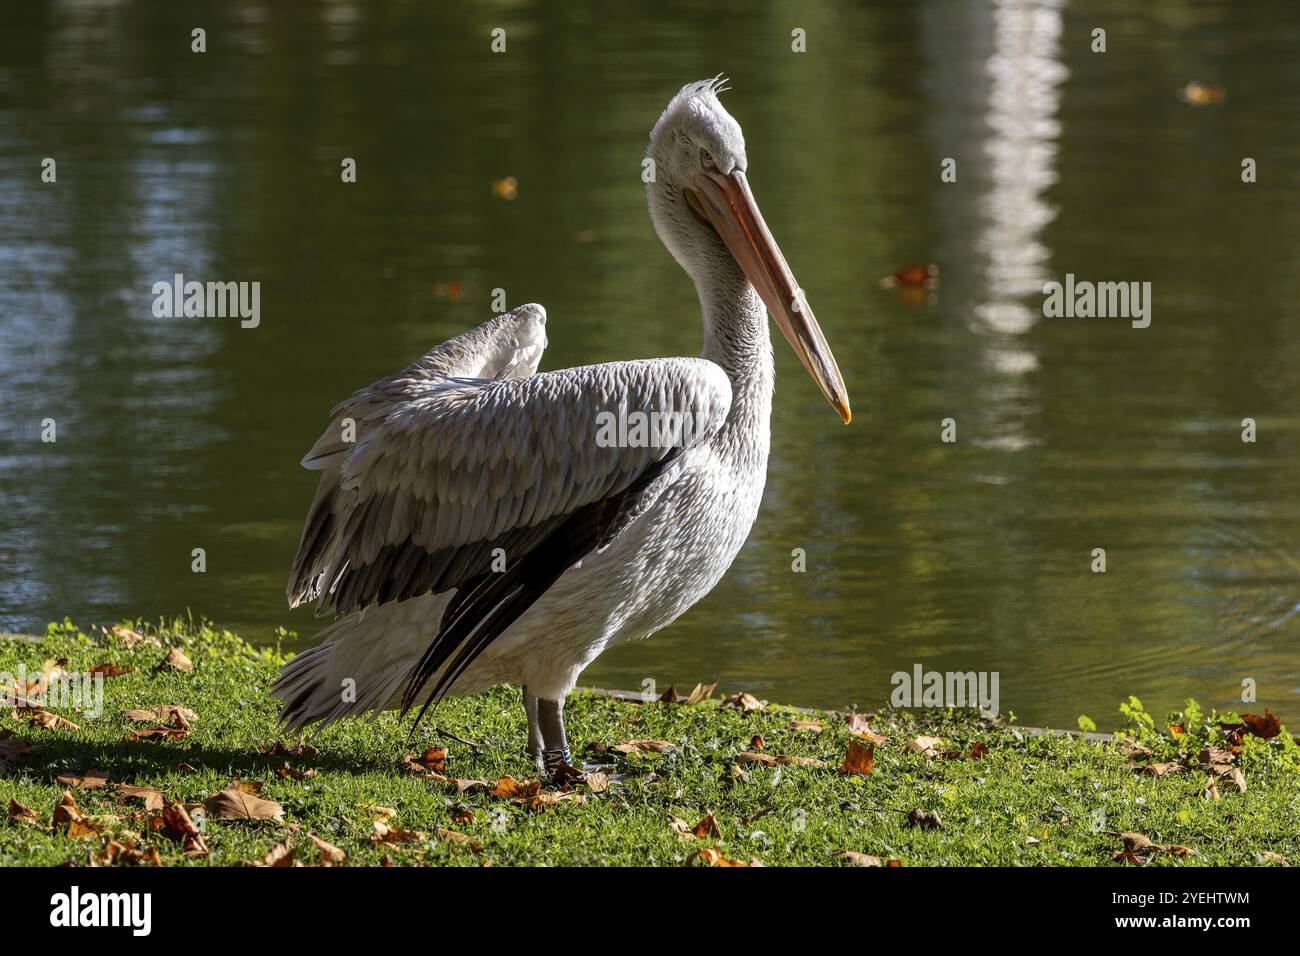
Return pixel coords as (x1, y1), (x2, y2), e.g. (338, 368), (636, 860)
(3, 0), (1299, 727)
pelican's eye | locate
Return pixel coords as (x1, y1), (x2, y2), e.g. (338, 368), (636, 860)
(700, 148), (717, 171)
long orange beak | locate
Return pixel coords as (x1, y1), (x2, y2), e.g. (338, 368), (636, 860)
(689, 168), (851, 423)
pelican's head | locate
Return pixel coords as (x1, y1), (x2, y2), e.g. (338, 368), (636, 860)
(646, 77), (850, 424)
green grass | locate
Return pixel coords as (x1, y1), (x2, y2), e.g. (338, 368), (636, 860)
(1, 618), (1297, 867)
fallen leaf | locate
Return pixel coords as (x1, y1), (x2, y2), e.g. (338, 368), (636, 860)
(420, 772), (489, 793)
(692, 814), (722, 840)
(115, 784), (166, 812)
(790, 720), (823, 733)
(908, 735), (943, 758)
(668, 815), (695, 840)
(1260, 851), (1289, 866)
(1128, 761), (1184, 777)
(683, 680), (718, 706)
(53, 791), (101, 839)
(160, 648), (194, 673)
(1235, 710), (1282, 740)
(611, 739), (678, 756)
(7, 797), (40, 826)
(309, 833), (346, 864)
(736, 751), (776, 767)
(491, 176), (518, 200)
(371, 820), (425, 844)
(722, 692), (765, 713)
(403, 746), (447, 774)
(657, 686), (680, 704)
(840, 740), (875, 776)
(527, 790), (586, 812)
(89, 663), (132, 678)
(843, 712), (875, 735)
(358, 804), (397, 821)
(968, 741), (990, 759)
(261, 742), (319, 759)
(436, 828), (484, 852)
(56, 768), (109, 789)
(751, 735), (765, 750)
(776, 754), (827, 769)
(905, 808), (943, 830)
(833, 850), (882, 867)
(204, 783), (284, 821)
(277, 762), (318, 780)
(121, 705), (195, 730)
(585, 771), (610, 794)
(108, 626), (160, 649)
(688, 847), (757, 867)
(490, 776), (541, 800)
(16, 708), (79, 731)
(128, 726), (189, 742)
(253, 837), (295, 867)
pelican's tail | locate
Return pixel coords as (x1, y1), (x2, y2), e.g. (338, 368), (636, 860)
(272, 608), (424, 733)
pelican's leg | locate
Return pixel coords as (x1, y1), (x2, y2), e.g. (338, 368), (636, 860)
(523, 685), (545, 770)
(537, 696), (571, 777)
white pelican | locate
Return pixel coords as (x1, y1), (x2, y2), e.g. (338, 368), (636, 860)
(274, 77), (850, 774)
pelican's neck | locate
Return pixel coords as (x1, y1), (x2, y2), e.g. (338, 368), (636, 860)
(695, 261), (774, 448)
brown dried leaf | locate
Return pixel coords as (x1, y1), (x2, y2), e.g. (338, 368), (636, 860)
(527, 790), (586, 812)
(722, 692), (765, 713)
(905, 808), (943, 830)
(840, 740), (875, 776)
(55, 768), (109, 789)
(309, 833), (346, 864)
(790, 720), (823, 733)
(128, 726), (189, 742)
(161, 648), (194, 673)
(833, 850), (883, 867)
(490, 776), (541, 800)
(254, 837), (295, 867)
(108, 626), (160, 649)
(371, 820), (425, 844)
(692, 814), (722, 840)
(276, 762), (317, 780)
(7, 797), (40, 826)
(908, 735), (943, 757)
(611, 739), (678, 756)
(776, 754), (828, 769)
(584, 771), (610, 794)
(403, 746), (447, 774)
(683, 680), (718, 706)
(115, 784), (166, 812)
(89, 663), (132, 678)
(19, 708), (79, 731)
(736, 751), (776, 767)
(121, 705), (195, 730)
(436, 828), (484, 852)
(204, 783), (284, 821)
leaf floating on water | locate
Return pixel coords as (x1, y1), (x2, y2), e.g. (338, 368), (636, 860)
(1178, 81), (1226, 106)
(491, 176), (518, 200)
(880, 262), (939, 290)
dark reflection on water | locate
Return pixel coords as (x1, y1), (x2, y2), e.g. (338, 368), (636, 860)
(2, 0), (1299, 726)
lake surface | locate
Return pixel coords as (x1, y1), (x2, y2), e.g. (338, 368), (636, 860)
(3, 0), (1299, 727)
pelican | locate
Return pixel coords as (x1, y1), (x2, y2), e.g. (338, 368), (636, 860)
(274, 78), (850, 774)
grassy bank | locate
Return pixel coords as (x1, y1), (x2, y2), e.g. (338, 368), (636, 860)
(1, 619), (1297, 867)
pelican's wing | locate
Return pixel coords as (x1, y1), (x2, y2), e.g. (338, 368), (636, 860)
(288, 305), (548, 607)
(290, 345), (732, 716)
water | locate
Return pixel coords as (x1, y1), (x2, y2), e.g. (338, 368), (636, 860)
(2, 0), (1299, 727)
